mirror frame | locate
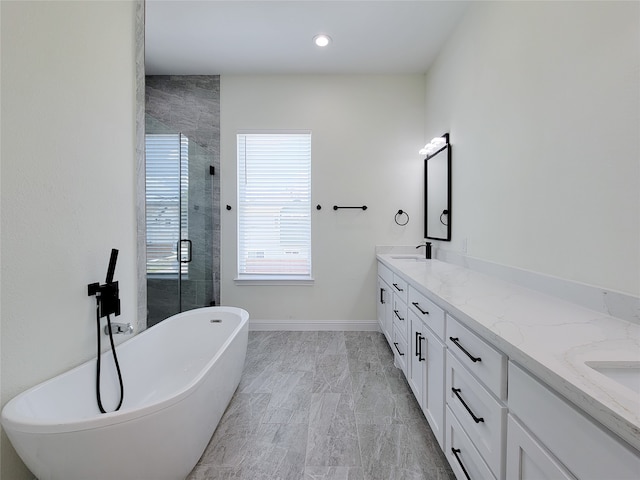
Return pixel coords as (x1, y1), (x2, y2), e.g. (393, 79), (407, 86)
(424, 133), (451, 241)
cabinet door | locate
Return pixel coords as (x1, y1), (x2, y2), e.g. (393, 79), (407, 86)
(509, 362), (640, 480)
(408, 311), (426, 405)
(424, 325), (446, 449)
(506, 415), (576, 480)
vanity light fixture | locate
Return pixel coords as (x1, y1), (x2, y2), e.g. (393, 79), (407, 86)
(313, 34), (331, 47)
(419, 136), (448, 159)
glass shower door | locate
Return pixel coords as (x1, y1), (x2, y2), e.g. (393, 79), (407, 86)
(145, 133), (214, 327)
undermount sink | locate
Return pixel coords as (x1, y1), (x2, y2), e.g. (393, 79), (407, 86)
(585, 361), (640, 394)
(390, 255), (427, 261)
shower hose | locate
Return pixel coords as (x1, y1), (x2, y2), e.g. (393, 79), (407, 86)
(95, 302), (124, 413)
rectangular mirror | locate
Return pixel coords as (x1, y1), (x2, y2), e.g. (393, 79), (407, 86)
(424, 133), (451, 241)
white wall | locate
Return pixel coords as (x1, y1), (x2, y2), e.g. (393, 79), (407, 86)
(220, 75), (425, 322)
(0, 2), (138, 478)
(425, 1), (640, 296)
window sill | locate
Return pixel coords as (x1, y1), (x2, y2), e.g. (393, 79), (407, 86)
(234, 275), (314, 286)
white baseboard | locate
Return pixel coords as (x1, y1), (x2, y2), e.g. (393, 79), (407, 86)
(249, 319), (380, 332)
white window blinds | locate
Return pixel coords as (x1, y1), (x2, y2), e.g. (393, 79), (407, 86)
(237, 132), (312, 278)
(145, 134), (189, 275)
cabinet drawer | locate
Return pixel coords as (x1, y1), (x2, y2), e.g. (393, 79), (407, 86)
(378, 261), (394, 287)
(446, 351), (506, 479)
(509, 362), (640, 480)
(392, 325), (408, 374)
(391, 274), (408, 303)
(446, 406), (496, 480)
(446, 315), (507, 399)
(408, 286), (445, 340)
(392, 296), (408, 341)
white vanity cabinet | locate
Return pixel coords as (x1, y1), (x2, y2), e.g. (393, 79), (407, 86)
(376, 256), (640, 480)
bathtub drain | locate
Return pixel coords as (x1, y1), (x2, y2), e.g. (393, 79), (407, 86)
(210, 319), (222, 323)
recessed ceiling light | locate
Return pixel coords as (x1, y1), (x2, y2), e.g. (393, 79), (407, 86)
(313, 34), (331, 47)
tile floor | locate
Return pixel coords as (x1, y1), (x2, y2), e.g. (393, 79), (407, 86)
(187, 331), (455, 480)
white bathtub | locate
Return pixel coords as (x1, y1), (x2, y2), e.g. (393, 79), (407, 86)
(1, 306), (249, 480)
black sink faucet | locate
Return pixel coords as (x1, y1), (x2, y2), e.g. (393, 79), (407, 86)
(416, 241), (432, 259)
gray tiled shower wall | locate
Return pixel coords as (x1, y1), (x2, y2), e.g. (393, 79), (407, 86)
(145, 76), (221, 326)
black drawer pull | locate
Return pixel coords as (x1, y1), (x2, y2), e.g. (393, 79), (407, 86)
(393, 342), (405, 356)
(449, 337), (482, 363)
(392, 283), (404, 292)
(412, 302), (429, 315)
(393, 310), (404, 321)
(451, 448), (471, 480)
(452, 387), (484, 424)
(380, 287), (385, 304)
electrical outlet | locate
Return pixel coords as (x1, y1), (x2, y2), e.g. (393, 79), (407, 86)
(462, 237), (468, 254)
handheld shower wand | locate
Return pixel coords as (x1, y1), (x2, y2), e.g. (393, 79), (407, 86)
(106, 248), (118, 284)
(88, 248), (124, 413)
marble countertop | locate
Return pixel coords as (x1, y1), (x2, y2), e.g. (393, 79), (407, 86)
(377, 253), (640, 452)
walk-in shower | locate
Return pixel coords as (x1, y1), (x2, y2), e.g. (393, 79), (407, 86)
(145, 76), (220, 327)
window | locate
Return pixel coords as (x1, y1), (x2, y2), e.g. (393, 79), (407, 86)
(237, 132), (312, 280)
(145, 133), (189, 275)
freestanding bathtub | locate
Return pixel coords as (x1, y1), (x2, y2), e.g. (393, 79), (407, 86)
(1, 306), (249, 480)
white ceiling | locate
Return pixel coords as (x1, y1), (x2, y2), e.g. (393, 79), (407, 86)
(145, 0), (470, 75)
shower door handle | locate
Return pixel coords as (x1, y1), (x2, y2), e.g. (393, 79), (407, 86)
(179, 239), (192, 263)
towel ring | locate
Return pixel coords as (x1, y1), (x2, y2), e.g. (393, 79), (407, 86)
(395, 209), (409, 226)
